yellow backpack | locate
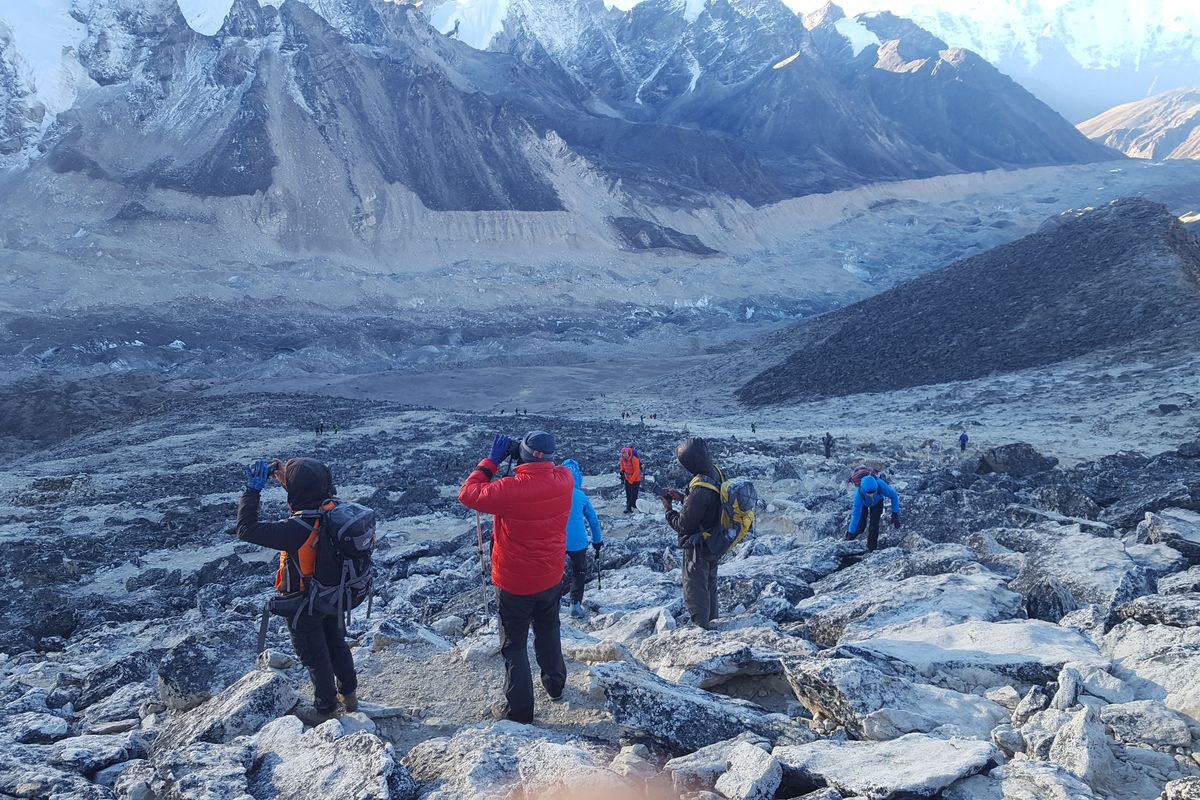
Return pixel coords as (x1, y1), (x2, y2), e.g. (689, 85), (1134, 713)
(688, 468), (758, 558)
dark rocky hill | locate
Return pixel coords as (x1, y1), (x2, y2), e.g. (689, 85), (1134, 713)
(740, 197), (1200, 405)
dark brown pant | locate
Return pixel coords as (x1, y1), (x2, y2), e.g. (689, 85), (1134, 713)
(682, 545), (720, 628)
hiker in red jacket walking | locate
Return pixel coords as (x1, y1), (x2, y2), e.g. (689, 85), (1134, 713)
(459, 431), (574, 723)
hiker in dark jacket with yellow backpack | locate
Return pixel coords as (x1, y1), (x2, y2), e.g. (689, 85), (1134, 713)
(238, 457), (372, 725)
(661, 437), (758, 629)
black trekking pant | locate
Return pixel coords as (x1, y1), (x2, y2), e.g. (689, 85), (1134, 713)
(854, 502), (885, 552)
(624, 480), (640, 511)
(681, 545), (720, 629)
(960, 442), (967, 452)
(288, 612), (357, 713)
(824, 445), (832, 458)
(497, 584), (566, 723)
(564, 549), (589, 604)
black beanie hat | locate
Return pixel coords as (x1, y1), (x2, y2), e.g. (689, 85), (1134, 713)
(519, 431), (555, 462)
(283, 458), (335, 511)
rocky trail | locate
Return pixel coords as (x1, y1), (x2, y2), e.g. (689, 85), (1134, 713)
(3, 392), (1200, 800)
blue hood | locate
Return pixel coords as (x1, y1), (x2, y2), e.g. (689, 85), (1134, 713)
(563, 458), (584, 490)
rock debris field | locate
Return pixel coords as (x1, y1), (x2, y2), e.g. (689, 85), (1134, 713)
(2, 392), (1200, 800)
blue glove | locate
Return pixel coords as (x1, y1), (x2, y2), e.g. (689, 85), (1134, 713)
(244, 459), (270, 491)
(488, 434), (512, 465)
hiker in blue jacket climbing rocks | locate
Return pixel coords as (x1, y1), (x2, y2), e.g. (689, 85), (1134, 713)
(846, 473), (901, 552)
(561, 459), (602, 619)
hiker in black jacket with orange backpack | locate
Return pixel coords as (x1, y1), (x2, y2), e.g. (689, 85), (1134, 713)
(237, 457), (375, 725)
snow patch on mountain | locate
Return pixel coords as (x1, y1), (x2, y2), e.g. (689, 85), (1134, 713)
(0, 0), (89, 115)
(175, 0), (237, 35)
(833, 15), (878, 56)
(429, 0), (510, 47)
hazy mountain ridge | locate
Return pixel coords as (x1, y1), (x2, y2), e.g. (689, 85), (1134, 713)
(1079, 89), (1200, 161)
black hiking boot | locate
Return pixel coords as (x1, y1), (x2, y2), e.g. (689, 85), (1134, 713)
(338, 691), (358, 713)
(293, 704), (341, 727)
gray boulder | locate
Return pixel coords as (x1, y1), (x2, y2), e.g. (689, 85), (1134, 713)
(589, 662), (815, 753)
(1104, 621), (1200, 725)
(1028, 484), (1101, 520)
(663, 733), (771, 795)
(997, 528), (1154, 621)
(773, 734), (996, 799)
(1048, 707), (1115, 787)
(115, 742), (255, 800)
(839, 618), (1106, 687)
(792, 571), (1022, 646)
(1115, 592), (1200, 627)
(48, 731), (151, 774)
(976, 443), (1058, 477)
(714, 741), (782, 800)
(82, 682), (158, 732)
(404, 721), (624, 800)
(155, 669), (299, 752)
(1138, 509), (1200, 564)
(781, 656), (1008, 740)
(1159, 566), (1200, 594)
(1099, 700), (1193, 748)
(633, 627), (791, 688)
(4, 711), (71, 744)
(158, 622), (258, 710)
(0, 750), (113, 799)
(250, 716), (417, 800)
(943, 760), (1100, 799)
(1164, 777), (1200, 800)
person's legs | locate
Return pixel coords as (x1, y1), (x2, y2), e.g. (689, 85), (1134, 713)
(496, 589), (535, 723)
(706, 555), (720, 624)
(630, 480), (640, 509)
(567, 549), (588, 604)
(321, 615), (357, 698)
(289, 613), (338, 712)
(867, 503), (884, 551)
(531, 585), (567, 700)
(624, 481), (636, 511)
(682, 546), (713, 629)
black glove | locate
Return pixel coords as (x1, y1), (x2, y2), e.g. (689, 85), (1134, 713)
(891, 512), (902, 529)
(592, 541), (602, 553)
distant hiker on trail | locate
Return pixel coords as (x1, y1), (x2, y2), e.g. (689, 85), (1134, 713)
(315, 420), (325, 436)
(823, 432), (835, 459)
(458, 431), (573, 724)
(959, 432), (969, 452)
(333, 421), (340, 435)
(238, 458), (371, 725)
(618, 446), (642, 513)
(751, 422), (757, 434)
(561, 459), (602, 619)
(846, 468), (901, 552)
(640, 414), (645, 425)
(660, 437), (724, 629)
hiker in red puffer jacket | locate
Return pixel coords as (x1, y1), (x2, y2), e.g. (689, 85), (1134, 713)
(459, 431), (574, 723)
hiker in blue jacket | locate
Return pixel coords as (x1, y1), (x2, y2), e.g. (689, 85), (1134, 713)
(846, 474), (901, 552)
(561, 459), (602, 619)
(959, 432), (969, 452)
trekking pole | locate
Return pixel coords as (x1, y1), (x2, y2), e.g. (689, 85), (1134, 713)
(596, 549), (603, 591)
(476, 511), (489, 621)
